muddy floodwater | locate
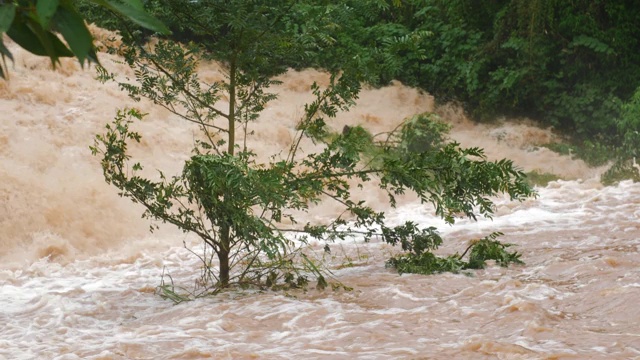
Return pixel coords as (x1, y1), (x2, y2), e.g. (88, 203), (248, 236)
(1, 35), (639, 359)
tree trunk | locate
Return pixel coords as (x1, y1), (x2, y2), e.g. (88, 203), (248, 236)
(217, 54), (236, 288)
(228, 56), (237, 156)
(218, 248), (230, 287)
(218, 223), (231, 287)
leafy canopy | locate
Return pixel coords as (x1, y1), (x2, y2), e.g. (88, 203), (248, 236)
(92, 0), (535, 297)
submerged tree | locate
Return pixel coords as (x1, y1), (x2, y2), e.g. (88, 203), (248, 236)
(91, 0), (535, 295)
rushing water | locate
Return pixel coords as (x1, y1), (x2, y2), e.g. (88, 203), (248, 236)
(1, 35), (639, 359)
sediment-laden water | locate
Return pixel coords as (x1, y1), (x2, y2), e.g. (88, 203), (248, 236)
(1, 35), (638, 359)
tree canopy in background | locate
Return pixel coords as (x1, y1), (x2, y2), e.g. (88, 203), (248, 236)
(281, 0), (640, 173)
(314, 0), (640, 143)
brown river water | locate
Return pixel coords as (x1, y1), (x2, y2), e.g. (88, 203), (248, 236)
(1, 34), (639, 359)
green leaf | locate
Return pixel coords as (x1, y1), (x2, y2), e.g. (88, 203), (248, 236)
(122, 0), (145, 10)
(52, 4), (94, 64)
(0, 38), (13, 62)
(92, 0), (170, 35)
(86, 46), (99, 64)
(0, 3), (16, 33)
(7, 19), (49, 56)
(7, 18), (73, 60)
(37, 0), (60, 29)
(0, 37), (8, 79)
(25, 16), (59, 61)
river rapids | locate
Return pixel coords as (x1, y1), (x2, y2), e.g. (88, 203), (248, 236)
(1, 33), (638, 359)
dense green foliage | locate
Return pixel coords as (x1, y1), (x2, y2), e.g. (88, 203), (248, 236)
(91, 0), (534, 294)
(387, 232), (523, 275)
(0, 0), (168, 78)
(603, 87), (640, 184)
(271, 0), (640, 174)
(315, 1), (640, 141)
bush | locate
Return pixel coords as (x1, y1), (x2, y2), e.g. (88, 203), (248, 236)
(386, 232), (524, 275)
(600, 87), (640, 184)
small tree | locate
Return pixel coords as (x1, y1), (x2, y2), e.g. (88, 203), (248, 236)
(91, 0), (535, 294)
